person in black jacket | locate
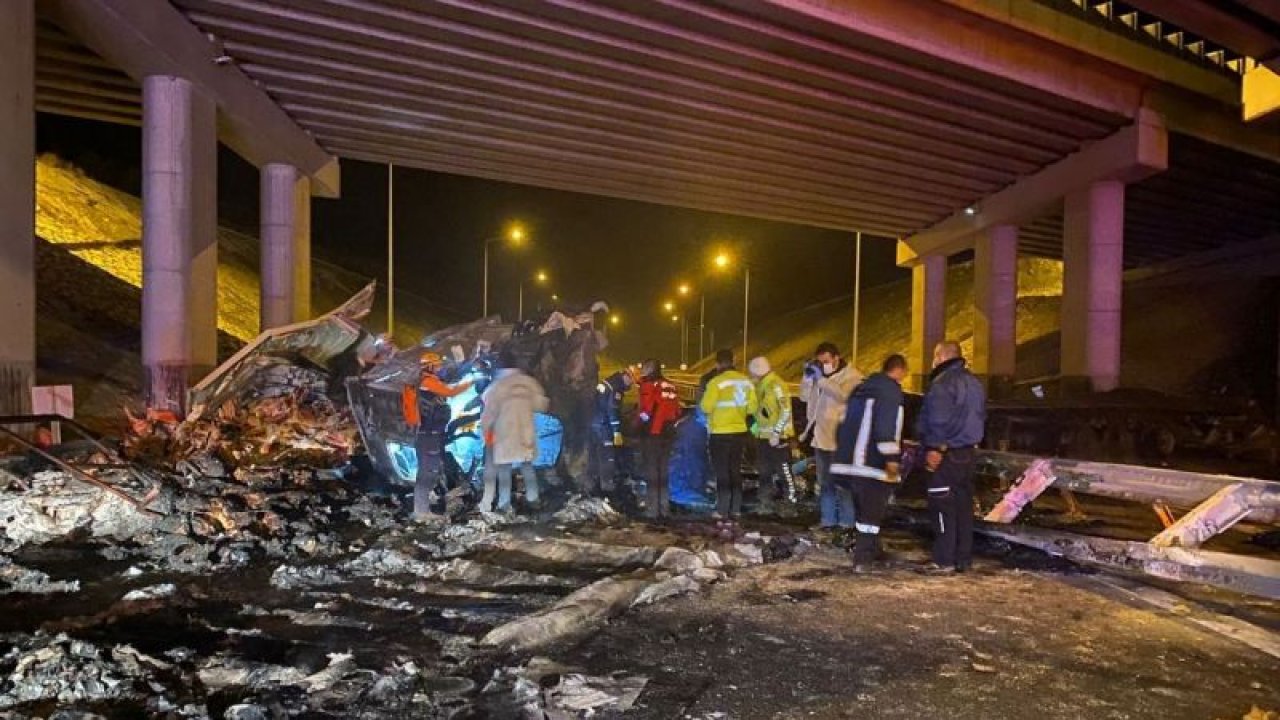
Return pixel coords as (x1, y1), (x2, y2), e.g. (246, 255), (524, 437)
(917, 341), (987, 574)
(590, 369), (634, 492)
(831, 354), (907, 570)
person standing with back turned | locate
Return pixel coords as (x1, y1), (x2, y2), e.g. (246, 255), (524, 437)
(700, 349), (758, 520)
(917, 341), (986, 574)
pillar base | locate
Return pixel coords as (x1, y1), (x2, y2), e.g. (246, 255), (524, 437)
(144, 363), (190, 415)
(0, 361), (34, 416)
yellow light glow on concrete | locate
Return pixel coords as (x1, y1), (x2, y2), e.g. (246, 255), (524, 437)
(1244, 64), (1280, 122)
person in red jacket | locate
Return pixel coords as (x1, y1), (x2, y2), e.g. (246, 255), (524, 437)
(637, 358), (683, 519)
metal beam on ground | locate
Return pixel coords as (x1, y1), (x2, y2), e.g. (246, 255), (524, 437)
(898, 111), (1168, 265)
(42, 0), (340, 197)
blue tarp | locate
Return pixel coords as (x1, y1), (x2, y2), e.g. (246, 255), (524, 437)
(668, 408), (714, 508)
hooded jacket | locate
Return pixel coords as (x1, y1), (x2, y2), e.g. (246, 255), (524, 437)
(638, 374), (682, 436)
(594, 371), (632, 435)
(753, 371), (795, 440)
(917, 357), (986, 451)
(830, 372), (904, 481)
(699, 368), (759, 435)
(800, 360), (862, 451)
(481, 369), (549, 466)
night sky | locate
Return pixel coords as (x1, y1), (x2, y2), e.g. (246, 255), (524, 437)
(38, 114), (907, 361)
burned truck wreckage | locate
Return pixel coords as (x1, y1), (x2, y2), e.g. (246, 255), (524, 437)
(2, 289), (1279, 718)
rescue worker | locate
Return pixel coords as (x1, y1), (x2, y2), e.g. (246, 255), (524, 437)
(404, 352), (472, 520)
(637, 358), (682, 519)
(918, 341), (987, 574)
(747, 356), (796, 513)
(699, 349), (758, 519)
(478, 353), (549, 514)
(831, 354), (907, 571)
(591, 369), (634, 492)
(799, 342), (862, 535)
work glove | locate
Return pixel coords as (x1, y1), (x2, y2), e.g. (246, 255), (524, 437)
(768, 432), (782, 448)
(613, 432), (624, 447)
(883, 462), (901, 484)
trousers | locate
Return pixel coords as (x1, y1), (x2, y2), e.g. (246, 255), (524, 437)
(413, 430), (446, 516)
(588, 423), (617, 492)
(927, 448), (976, 569)
(851, 476), (895, 564)
(816, 449), (855, 528)
(754, 438), (796, 510)
(640, 433), (674, 518)
(709, 433), (748, 517)
(480, 461), (537, 513)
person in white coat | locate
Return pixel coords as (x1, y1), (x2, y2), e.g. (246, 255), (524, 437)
(479, 356), (549, 513)
(799, 341), (862, 531)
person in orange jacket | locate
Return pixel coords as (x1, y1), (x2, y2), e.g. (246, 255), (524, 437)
(404, 352), (472, 520)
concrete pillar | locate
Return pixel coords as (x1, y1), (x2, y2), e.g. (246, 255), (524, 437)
(142, 75), (217, 413)
(973, 224), (1018, 396)
(0, 1), (35, 416)
(909, 254), (946, 391)
(1061, 180), (1125, 393)
(293, 174), (311, 321)
(260, 164), (312, 329)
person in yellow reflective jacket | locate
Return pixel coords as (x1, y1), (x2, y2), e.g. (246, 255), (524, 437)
(748, 356), (797, 512)
(699, 349), (758, 519)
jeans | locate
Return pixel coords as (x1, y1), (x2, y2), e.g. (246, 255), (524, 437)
(709, 433), (748, 517)
(928, 448), (976, 569)
(640, 434), (674, 518)
(816, 449), (855, 528)
(480, 461), (537, 512)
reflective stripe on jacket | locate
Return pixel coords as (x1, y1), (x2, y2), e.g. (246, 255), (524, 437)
(753, 372), (794, 439)
(699, 369), (759, 435)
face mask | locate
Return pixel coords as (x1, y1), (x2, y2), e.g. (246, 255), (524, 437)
(822, 362), (835, 375)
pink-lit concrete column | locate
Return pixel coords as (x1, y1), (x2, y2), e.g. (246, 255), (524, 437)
(0, 1), (35, 416)
(260, 164), (312, 329)
(973, 224), (1018, 393)
(142, 75), (217, 413)
(1061, 180), (1125, 393)
(909, 254), (946, 390)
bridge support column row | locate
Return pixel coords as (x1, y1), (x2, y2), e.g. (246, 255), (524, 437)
(260, 163), (312, 331)
(0, 0), (35, 416)
(141, 75), (217, 414)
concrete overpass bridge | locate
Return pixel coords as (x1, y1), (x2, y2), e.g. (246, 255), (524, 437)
(3, 0), (1280, 412)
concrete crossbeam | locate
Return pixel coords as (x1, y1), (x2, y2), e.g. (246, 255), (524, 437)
(0, 0), (36, 416)
(43, 0), (340, 197)
(898, 110), (1167, 266)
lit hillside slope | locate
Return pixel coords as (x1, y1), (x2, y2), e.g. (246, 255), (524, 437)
(693, 258), (1270, 400)
(33, 155), (463, 429)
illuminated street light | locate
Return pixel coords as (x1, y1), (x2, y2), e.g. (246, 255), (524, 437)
(662, 300), (675, 313)
(535, 270), (549, 284)
(670, 314), (679, 323)
(610, 314), (621, 326)
(520, 269), (551, 321)
(484, 220), (528, 317)
(713, 251), (731, 270)
(678, 283), (691, 296)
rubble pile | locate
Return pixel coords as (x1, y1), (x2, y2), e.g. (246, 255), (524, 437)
(0, 633), (173, 711)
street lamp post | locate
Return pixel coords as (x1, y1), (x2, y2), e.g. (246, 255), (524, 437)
(851, 230), (863, 368)
(483, 223), (525, 317)
(712, 250), (750, 363)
